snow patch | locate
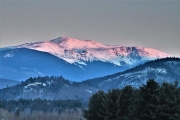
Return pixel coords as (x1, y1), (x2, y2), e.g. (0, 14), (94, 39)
(86, 90), (93, 93)
(47, 80), (54, 85)
(4, 53), (13, 58)
(25, 82), (46, 89)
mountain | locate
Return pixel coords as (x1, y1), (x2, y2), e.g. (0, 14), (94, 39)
(18, 37), (169, 66)
(0, 78), (20, 89)
(0, 37), (170, 81)
(0, 48), (128, 81)
(0, 58), (179, 100)
(83, 57), (180, 91)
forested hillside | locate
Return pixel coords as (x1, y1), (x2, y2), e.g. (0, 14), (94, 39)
(83, 57), (180, 90)
(0, 76), (98, 101)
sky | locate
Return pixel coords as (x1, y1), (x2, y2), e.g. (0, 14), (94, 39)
(1, 0), (180, 57)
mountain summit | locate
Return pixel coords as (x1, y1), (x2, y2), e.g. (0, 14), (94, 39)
(50, 37), (111, 49)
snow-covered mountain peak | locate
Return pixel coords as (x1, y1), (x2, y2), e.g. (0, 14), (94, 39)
(16, 37), (170, 66)
(49, 37), (76, 45)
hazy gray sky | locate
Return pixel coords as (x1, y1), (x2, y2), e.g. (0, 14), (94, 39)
(1, 0), (180, 57)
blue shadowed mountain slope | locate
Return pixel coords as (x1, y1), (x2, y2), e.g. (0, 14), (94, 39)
(0, 48), (128, 81)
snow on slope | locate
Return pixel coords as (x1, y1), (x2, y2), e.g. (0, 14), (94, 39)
(97, 59), (180, 90)
(17, 37), (170, 66)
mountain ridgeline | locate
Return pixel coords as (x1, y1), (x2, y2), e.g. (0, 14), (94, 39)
(83, 57), (180, 90)
(0, 57), (179, 100)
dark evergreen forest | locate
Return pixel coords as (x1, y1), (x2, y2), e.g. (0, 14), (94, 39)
(84, 79), (180, 120)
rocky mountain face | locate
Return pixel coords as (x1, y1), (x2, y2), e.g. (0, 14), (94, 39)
(0, 37), (169, 81)
(0, 58), (179, 101)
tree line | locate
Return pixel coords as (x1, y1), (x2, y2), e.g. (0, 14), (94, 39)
(0, 98), (83, 114)
(83, 79), (180, 120)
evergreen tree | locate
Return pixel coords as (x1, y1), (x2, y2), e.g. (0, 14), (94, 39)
(83, 90), (106, 120)
(117, 86), (135, 120)
(129, 79), (160, 120)
(125, 89), (140, 120)
(102, 89), (122, 120)
(157, 81), (180, 120)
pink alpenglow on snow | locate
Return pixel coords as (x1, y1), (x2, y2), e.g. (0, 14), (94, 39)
(17, 37), (170, 66)
(49, 37), (118, 49)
